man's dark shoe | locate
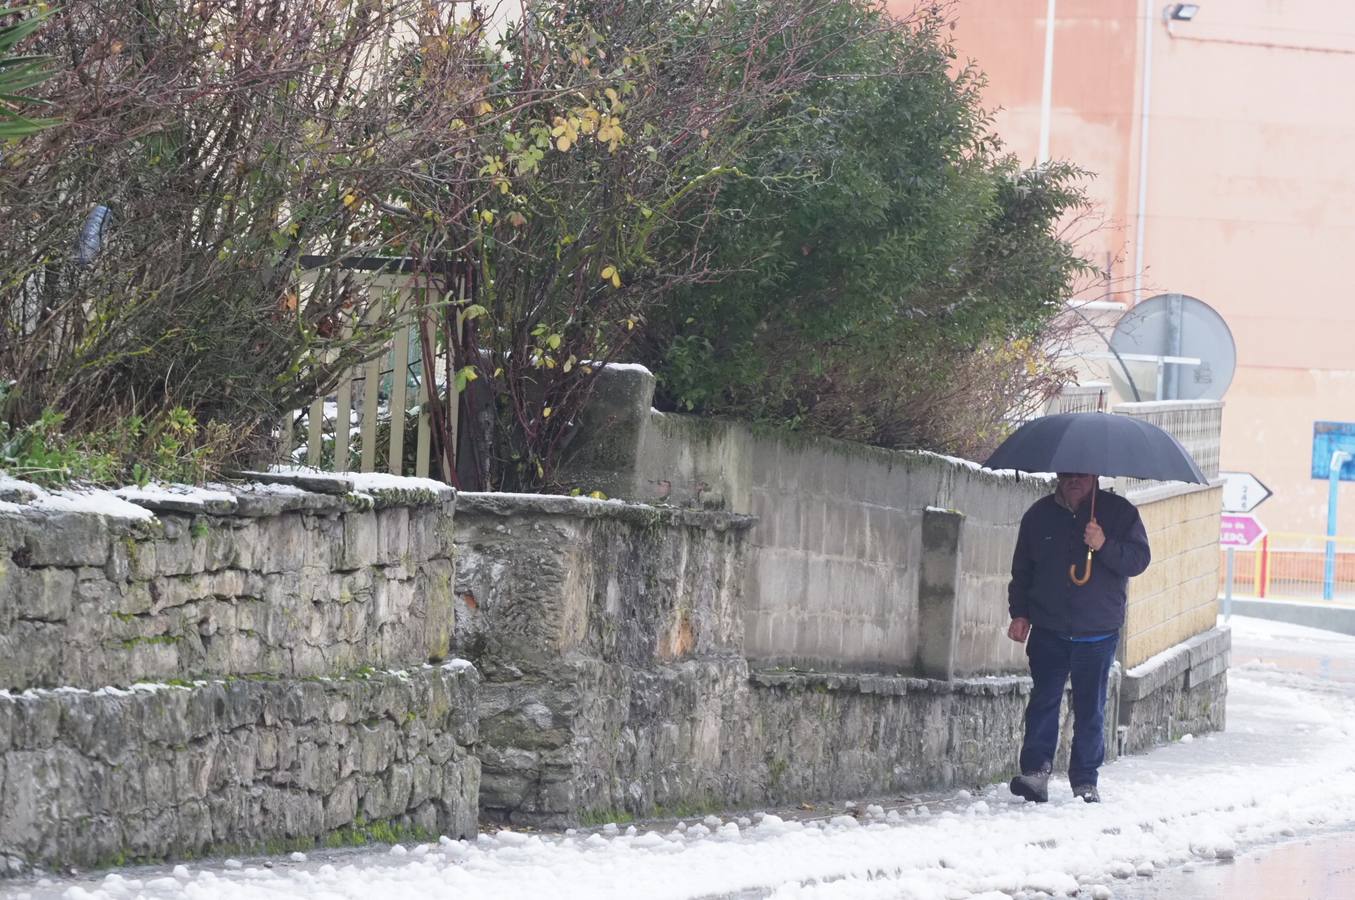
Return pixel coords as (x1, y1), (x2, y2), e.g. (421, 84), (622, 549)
(1072, 784), (1100, 803)
(1009, 768), (1050, 803)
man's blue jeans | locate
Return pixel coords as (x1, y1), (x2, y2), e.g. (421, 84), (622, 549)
(1019, 626), (1119, 787)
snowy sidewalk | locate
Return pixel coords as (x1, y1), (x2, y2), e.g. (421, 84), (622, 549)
(13, 616), (1355, 900)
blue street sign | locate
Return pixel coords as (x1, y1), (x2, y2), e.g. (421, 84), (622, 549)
(1312, 422), (1355, 481)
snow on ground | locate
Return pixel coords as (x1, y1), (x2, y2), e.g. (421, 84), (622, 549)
(11, 617), (1355, 900)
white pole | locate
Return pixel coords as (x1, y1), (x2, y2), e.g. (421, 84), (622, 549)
(1132, 3), (1156, 305)
(1038, 0), (1057, 164)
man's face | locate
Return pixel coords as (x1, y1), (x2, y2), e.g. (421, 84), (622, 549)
(1057, 472), (1096, 509)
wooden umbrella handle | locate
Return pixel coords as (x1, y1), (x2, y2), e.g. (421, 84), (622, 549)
(1070, 548), (1094, 586)
(1069, 488), (1098, 586)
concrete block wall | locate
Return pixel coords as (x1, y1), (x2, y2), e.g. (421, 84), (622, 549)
(1123, 483), (1223, 668)
(560, 367), (1050, 676)
(0, 475), (478, 874)
(560, 367), (1227, 681)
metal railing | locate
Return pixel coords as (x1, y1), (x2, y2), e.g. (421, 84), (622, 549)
(1220, 531), (1355, 603)
(1114, 399), (1222, 480)
(1046, 382), (1109, 415)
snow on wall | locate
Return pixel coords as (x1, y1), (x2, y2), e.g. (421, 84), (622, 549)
(0, 472), (475, 873)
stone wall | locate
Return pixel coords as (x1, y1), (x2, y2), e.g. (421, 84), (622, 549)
(452, 493), (1116, 826)
(0, 664), (478, 875)
(0, 474), (478, 873)
(748, 667), (1118, 803)
(0, 480), (456, 690)
(451, 492), (754, 825)
(1119, 626), (1229, 754)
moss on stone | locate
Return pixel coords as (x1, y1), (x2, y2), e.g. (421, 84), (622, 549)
(579, 808), (636, 827)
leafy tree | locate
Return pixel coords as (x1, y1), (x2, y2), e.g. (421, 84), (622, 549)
(0, 0), (1093, 487)
(0, 0), (496, 477)
(411, 0), (869, 489)
(638, 2), (1092, 457)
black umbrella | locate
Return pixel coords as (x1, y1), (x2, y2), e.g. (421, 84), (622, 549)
(983, 411), (1208, 584)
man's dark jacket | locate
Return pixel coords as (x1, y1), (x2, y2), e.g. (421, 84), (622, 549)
(1007, 489), (1151, 636)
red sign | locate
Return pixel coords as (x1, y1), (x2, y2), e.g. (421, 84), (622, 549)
(1220, 513), (1267, 549)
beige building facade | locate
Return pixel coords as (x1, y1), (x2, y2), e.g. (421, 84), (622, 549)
(897, 0), (1355, 541)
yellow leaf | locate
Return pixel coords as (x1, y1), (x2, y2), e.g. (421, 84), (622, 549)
(588, 490), (607, 500)
(605, 87), (619, 105)
(556, 135), (572, 152)
(543, 406), (552, 418)
(563, 355), (576, 373)
(480, 210), (494, 225)
(611, 271), (622, 289)
(343, 193), (358, 207)
(600, 265), (617, 282)
(475, 100), (493, 115)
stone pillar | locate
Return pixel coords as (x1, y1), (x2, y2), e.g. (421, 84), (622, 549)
(918, 507), (963, 680)
(556, 365), (656, 499)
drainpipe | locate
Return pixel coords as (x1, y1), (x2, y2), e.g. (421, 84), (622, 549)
(1038, 0), (1057, 164)
(1132, 3), (1156, 305)
(1324, 450), (1350, 601)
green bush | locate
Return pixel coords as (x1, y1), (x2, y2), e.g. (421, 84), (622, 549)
(0, 401), (229, 488)
(639, 2), (1091, 457)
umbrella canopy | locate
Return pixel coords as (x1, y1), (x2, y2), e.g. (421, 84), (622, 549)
(983, 412), (1208, 484)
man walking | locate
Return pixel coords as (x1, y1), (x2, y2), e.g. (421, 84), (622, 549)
(1006, 472), (1151, 804)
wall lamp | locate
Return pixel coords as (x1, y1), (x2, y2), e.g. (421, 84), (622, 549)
(1164, 3), (1200, 22)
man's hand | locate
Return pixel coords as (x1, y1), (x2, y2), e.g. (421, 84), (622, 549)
(1007, 617), (1031, 643)
(1085, 519), (1106, 552)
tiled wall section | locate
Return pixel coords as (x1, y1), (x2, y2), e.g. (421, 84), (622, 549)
(1124, 484), (1223, 668)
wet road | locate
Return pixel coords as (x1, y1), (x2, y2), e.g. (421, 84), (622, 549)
(1116, 617), (1355, 899)
(1118, 829), (1355, 899)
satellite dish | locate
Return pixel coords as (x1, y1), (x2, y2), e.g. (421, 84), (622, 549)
(1107, 293), (1236, 402)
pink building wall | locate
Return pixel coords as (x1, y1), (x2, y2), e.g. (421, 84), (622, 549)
(895, 0), (1355, 539)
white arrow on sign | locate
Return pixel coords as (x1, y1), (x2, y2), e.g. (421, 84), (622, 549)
(1220, 471), (1273, 514)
